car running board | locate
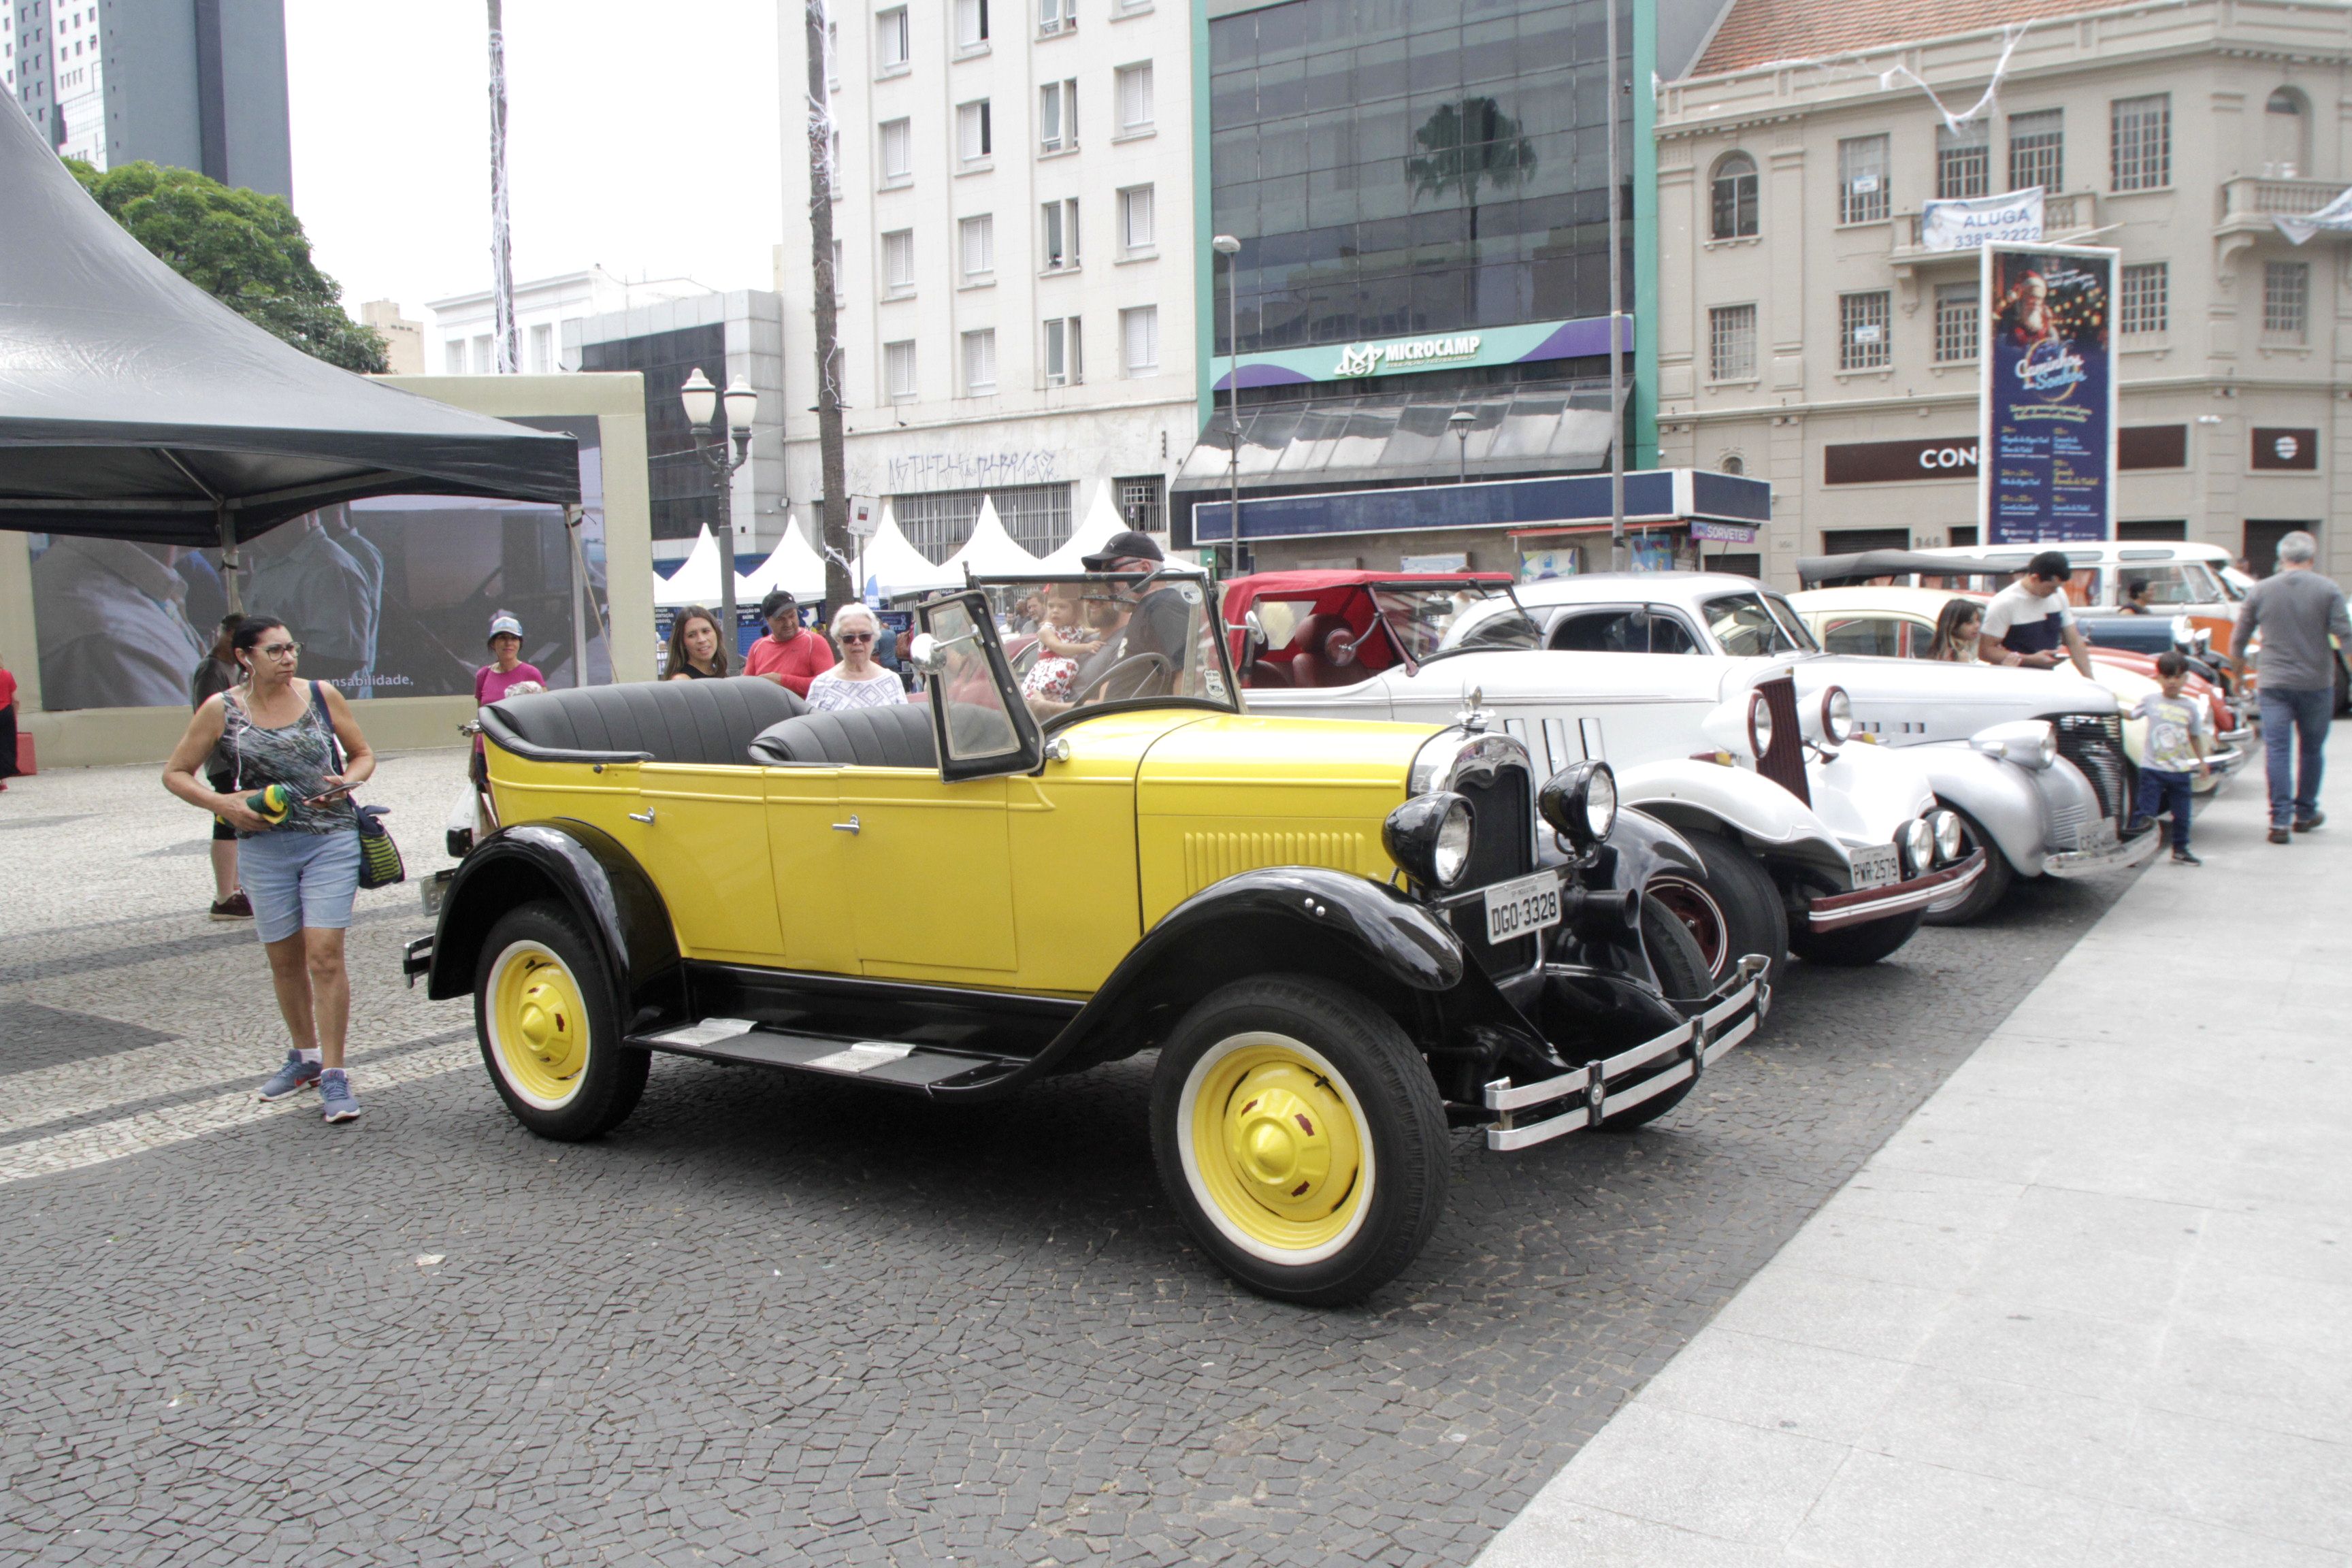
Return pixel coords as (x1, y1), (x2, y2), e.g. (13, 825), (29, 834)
(632, 1017), (1019, 1094)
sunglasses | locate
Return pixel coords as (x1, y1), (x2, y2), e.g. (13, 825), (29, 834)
(838, 632), (875, 644)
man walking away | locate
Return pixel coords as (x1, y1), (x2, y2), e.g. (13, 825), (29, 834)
(2232, 530), (2349, 844)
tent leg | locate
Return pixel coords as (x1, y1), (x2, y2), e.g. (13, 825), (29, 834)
(218, 507), (242, 616)
(566, 504), (594, 687)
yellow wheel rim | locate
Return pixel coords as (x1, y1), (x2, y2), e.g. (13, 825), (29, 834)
(489, 941), (591, 1108)
(1183, 1034), (1370, 1263)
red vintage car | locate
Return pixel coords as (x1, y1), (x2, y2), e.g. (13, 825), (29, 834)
(1220, 570), (1516, 689)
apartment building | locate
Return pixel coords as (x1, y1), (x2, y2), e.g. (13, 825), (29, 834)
(12, 0), (291, 199)
(427, 267), (716, 378)
(1654, 0), (2352, 584)
(777, 0), (1197, 562)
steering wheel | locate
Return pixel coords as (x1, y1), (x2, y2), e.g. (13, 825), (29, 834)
(1071, 651), (1174, 704)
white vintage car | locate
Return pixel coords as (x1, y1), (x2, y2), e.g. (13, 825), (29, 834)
(1504, 572), (2160, 924)
(1222, 572), (1984, 983)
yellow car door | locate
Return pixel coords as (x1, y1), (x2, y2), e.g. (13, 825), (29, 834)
(836, 766), (1020, 978)
(627, 761), (785, 964)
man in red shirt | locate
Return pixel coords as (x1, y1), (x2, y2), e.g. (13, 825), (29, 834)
(742, 590), (837, 698)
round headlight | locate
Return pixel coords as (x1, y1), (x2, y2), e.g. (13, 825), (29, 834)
(1901, 817), (1936, 878)
(1433, 798), (1473, 887)
(1821, 686), (1855, 745)
(1383, 791), (1475, 890)
(1933, 808), (1965, 864)
(1539, 760), (1617, 852)
(1748, 691), (1775, 758)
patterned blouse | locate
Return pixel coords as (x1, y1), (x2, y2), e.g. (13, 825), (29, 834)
(806, 666), (908, 712)
(220, 682), (357, 837)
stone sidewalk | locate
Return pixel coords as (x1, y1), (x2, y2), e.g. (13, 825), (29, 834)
(1478, 729), (2352, 1567)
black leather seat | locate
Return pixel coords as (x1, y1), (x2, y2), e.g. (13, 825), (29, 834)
(748, 703), (938, 768)
(482, 678), (807, 766)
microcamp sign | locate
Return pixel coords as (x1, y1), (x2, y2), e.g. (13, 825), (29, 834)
(1980, 243), (2117, 544)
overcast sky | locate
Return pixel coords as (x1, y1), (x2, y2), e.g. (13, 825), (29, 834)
(287, 0), (787, 321)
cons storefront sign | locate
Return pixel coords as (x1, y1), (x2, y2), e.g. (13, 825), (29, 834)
(1825, 437), (1980, 485)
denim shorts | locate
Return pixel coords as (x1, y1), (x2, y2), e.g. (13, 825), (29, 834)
(238, 828), (362, 944)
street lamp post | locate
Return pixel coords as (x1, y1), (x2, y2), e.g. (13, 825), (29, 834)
(1212, 233), (1243, 576)
(1448, 408), (1475, 485)
(681, 367), (760, 667)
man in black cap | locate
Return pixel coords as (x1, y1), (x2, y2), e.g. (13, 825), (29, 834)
(1056, 530), (1191, 707)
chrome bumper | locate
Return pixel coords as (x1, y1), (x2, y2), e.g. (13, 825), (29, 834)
(402, 934), (434, 988)
(2043, 821), (2163, 878)
(1482, 955), (1770, 1152)
(1801, 849), (1986, 932)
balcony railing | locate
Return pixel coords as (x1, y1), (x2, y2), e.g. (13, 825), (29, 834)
(1896, 191), (2095, 254)
(2219, 176), (2343, 233)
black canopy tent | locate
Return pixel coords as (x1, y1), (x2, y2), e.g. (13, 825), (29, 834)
(0, 99), (578, 609)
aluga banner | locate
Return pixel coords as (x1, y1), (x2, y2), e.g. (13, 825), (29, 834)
(1979, 243), (2117, 544)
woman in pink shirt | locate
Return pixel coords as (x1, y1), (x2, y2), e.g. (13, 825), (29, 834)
(742, 589), (836, 698)
(474, 611), (546, 706)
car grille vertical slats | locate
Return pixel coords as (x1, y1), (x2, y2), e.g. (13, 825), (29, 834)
(1447, 762), (1537, 979)
(2053, 713), (2127, 820)
(1756, 675), (1811, 806)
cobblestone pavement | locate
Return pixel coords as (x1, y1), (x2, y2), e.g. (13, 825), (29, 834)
(0, 751), (2132, 1567)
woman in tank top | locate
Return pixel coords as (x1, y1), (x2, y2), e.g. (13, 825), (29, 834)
(163, 615), (378, 1124)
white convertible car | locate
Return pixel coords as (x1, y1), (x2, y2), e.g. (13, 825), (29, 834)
(1222, 571), (1986, 983)
(1504, 572), (2162, 923)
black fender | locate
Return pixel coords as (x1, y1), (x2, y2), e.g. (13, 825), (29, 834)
(1541, 806), (1703, 976)
(423, 820), (685, 1034)
(1041, 866), (1464, 1075)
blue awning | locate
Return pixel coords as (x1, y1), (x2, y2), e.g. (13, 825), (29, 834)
(1189, 468), (1772, 546)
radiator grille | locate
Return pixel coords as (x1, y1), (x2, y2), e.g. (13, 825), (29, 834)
(1756, 675), (1812, 806)
(1446, 763), (1539, 979)
(1183, 831), (1372, 887)
(2053, 713), (2127, 820)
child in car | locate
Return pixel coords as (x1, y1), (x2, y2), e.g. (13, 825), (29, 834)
(1020, 584), (1102, 704)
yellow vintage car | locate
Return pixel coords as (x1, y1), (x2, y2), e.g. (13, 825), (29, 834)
(405, 572), (1765, 1305)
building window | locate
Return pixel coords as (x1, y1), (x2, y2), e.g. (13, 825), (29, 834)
(2264, 87), (2310, 178)
(444, 340), (466, 375)
(1041, 197), (1080, 270)
(1115, 61), (1152, 132)
(896, 484), (1073, 560)
(962, 328), (996, 394)
(1707, 304), (1756, 382)
(2008, 108), (2062, 193)
(2111, 94), (2170, 191)
(960, 214), (994, 279)
(1933, 282), (1978, 363)
(879, 117), (911, 182)
(1039, 0), (1073, 35)
(1043, 316), (1083, 387)
(529, 321), (553, 373)
(472, 333), (493, 374)
(1838, 135), (1889, 224)
(1936, 124), (1988, 200)
(885, 340), (917, 401)
(1840, 291), (1891, 369)
(956, 0), (988, 48)
(881, 229), (915, 295)
(1710, 151), (1757, 239)
(1120, 305), (1158, 375)
(2263, 261), (2308, 342)
(877, 7), (909, 69)
(1117, 184), (1154, 252)
(1117, 475), (1165, 533)
(957, 99), (992, 164)
(1039, 78), (1077, 153)
(2119, 262), (2168, 335)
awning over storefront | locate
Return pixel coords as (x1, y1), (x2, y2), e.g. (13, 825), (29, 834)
(1188, 467), (1771, 548)
(1175, 380), (1618, 495)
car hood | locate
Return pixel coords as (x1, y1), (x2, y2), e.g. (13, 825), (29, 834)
(1789, 653), (2120, 717)
(1135, 713), (1434, 818)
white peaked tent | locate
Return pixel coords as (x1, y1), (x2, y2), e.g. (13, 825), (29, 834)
(1038, 478), (1130, 572)
(652, 524), (724, 608)
(941, 495), (1045, 578)
(858, 500), (958, 598)
(740, 514), (828, 600)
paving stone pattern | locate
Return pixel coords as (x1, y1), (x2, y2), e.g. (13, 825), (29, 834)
(0, 753), (2130, 1566)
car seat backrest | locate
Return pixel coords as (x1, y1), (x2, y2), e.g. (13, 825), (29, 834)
(483, 678), (806, 766)
(1288, 612), (1364, 687)
(747, 702), (938, 769)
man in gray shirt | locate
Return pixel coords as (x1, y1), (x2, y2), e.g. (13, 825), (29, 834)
(2230, 529), (2350, 843)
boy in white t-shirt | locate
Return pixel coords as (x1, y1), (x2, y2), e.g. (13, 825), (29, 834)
(2124, 651), (2215, 866)
(1977, 549), (2095, 676)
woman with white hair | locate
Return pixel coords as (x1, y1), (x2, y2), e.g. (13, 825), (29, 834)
(806, 604), (906, 710)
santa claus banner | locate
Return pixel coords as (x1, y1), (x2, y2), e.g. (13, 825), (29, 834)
(1980, 243), (2118, 544)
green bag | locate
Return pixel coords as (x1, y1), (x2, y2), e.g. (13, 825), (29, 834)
(355, 804), (405, 890)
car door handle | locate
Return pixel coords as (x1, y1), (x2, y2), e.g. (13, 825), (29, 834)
(832, 815), (861, 834)
(627, 808), (656, 824)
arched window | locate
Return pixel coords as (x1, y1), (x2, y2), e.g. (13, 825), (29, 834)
(1711, 152), (1759, 240)
(2264, 87), (2309, 178)
(1720, 454), (1746, 476)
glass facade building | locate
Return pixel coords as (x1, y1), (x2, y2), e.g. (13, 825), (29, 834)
(1209, 0), (1633, 363)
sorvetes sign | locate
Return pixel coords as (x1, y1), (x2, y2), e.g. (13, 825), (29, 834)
(1920, 188), (2045, 251)
(1824, 437), (1980, 485)
(1980, 243), (2117, 545)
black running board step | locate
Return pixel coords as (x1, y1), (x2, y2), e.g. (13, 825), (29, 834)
(632, 1018), (1017, 1092)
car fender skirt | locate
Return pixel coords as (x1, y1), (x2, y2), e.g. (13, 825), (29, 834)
(423, 820), (685, 1032)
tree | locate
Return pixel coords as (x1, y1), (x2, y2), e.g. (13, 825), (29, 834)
(66, 159), (389, 373)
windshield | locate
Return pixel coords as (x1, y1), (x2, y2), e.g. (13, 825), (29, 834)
(2117, 563), (2223, 606)
(1391, 584), (1541, 662)
(1765, 593), (1820, 651)
(1702, 591), (1806, 655)
(963, 573), (1239, 721)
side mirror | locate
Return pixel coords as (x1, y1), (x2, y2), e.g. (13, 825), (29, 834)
(1241, 608), (1269, 656)
(906, 633), (947, 674)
